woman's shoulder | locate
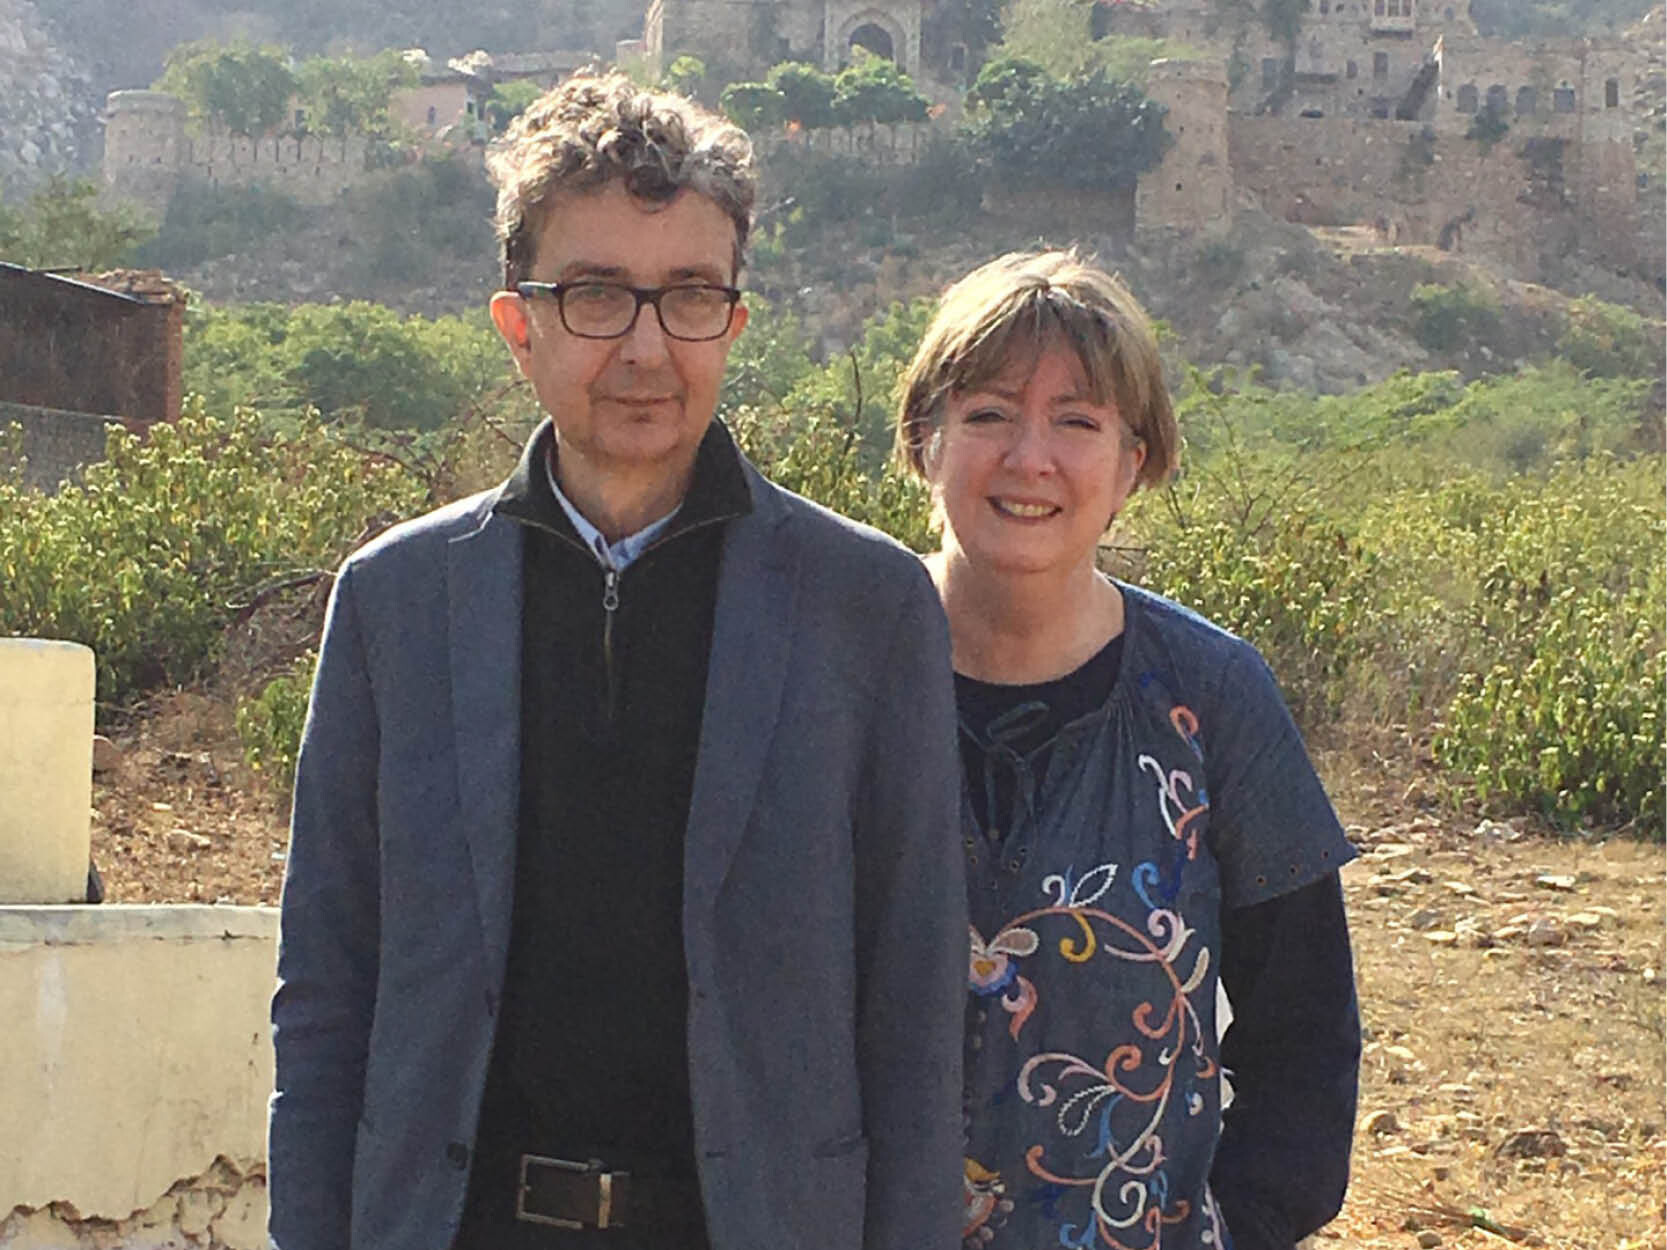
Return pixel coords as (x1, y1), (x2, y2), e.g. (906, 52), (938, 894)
(1117, 582), (1299, 731)
(1120, 582), (1259, 670)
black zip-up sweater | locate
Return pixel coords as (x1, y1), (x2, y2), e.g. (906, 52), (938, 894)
(456, 419), (751, 1249)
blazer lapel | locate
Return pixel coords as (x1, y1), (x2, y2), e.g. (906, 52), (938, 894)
(684, 473), (795, 917)
(447, 503), (523, 973)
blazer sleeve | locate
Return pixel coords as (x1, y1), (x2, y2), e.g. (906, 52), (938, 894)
(852, 562), (968, 1250)
(268, 562), (384, 1250)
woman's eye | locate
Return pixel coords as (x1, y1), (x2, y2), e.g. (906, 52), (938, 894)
(964, 407), (1007, 424)
(1061, 415), (1102, 431)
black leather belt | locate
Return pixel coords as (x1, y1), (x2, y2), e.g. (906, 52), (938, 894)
(515, 1155), (703, 1232)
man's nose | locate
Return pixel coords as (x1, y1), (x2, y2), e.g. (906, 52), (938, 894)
(617, 300), (672, 365)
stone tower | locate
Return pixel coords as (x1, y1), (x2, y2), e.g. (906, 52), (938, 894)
(103, 90), (186, 217)
(1137, 58), (1232, 233)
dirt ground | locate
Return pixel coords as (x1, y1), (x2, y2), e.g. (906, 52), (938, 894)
(87, 696), (1667, 1250)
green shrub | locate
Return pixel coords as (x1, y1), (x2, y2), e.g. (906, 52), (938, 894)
(184, 301), (511, 431)
(1436, 579), (1664, 833)
(1410, 281), (1500, 352)
(0, 405), (425, 705)
(1558, 295), (1665, 381)
(730, 407), (934, 551)
(236, 650), (316, 794)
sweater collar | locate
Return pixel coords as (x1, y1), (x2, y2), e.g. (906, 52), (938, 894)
(494, 417), (754, 547)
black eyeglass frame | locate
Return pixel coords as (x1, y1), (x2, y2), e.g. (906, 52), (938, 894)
(514, 280), (743, 342)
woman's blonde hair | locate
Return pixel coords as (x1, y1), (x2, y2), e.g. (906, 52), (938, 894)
(897, 249), (1178, 489)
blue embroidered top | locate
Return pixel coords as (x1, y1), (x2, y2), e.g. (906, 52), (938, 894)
(958, 584), (1359, 1250)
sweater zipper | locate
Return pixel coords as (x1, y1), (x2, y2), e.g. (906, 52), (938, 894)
(523, 512), (734, 725)
(601, 565), (621, 721)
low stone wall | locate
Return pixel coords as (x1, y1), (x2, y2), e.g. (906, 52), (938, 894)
(0, 906), (277, 1249)
(0, 403), (122, 494)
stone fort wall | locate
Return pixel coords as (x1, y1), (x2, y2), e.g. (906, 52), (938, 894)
(1228, 114), (1649, 274)
(105, 90), (371, 217)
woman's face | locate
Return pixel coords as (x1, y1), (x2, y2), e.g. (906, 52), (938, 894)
(926, 342), (1146, 580)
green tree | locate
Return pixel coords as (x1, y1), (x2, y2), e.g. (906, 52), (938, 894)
(183, 300), (511, 431)
(766, 61), (839, 128)
(962, 62), (1172, 192)
(719, 82), (788, 133)
(294, 50), (416, 138)
(994, 0), (1097, 77)
(0, 176), (155, 269)
(487, 79), (544, 133)
(155, 39), (297, 136)
(831, 51), (931, 126)
(661, 54), (708, 98)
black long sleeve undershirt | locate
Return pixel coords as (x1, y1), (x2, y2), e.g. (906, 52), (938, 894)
(1212, 872), (1361, 1250)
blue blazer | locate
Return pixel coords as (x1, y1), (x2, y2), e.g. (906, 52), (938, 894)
(268, 452), (967, 1250)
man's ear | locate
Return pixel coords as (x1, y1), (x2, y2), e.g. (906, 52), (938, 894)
(489, 290), (534, 374)
(726, 298), (749, 342)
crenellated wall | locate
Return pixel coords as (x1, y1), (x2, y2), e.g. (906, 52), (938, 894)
(104, 90), (374, 214)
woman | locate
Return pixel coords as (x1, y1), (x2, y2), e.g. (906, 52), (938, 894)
(897, 250), (1361, 1250)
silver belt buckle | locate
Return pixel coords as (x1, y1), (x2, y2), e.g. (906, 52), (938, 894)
(515, 1154), (619, 1229)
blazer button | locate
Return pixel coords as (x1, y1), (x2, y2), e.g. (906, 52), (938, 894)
(446, 1141), (470, 1170)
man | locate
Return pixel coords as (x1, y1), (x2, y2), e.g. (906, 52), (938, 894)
(268, 73), (966, 1250)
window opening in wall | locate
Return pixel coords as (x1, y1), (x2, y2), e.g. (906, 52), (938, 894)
(1516, 86), (1535, 115)
(294, 108), (306, 129)
(1486, 84), (1507, 115)
(1445, 5), (1455, 16)
(1370, 98), (1390, 117)
(1320, 1), (1329, 12)
(1347, 60), (1358, 78)
(1457, 83), (1478, 112)
(950, 44), (966, 72)
(849, 22), (895, 62)
(1553, 85), (1576, 113)
(1374, 0), (1385, 13)
(1605, 78), (1619, 108)
(427, 105), (438, 125)
(1374, 52), (1389, 79)
(1263, 57), (1278, 88)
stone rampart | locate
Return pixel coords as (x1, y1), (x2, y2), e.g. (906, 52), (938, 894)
(1226, 114), (1625, 274)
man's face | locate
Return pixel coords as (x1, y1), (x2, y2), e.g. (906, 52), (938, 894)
(489, 180), (747, 494)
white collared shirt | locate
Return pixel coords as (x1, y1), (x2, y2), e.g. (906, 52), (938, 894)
(545, 455), (681, 572)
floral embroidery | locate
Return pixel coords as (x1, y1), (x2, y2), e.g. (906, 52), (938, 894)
(965, 703), (1229, 1249)
(962, 1157), (1015, 1246)
(969, 925), (1039, 1038)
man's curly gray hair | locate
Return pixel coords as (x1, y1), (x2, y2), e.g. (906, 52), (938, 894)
(485, 70), (757, 288)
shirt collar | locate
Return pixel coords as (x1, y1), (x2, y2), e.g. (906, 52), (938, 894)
(544, 452), (681, 572)
(494, 417), (755, 555)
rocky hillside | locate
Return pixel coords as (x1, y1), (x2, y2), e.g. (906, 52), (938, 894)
(0, 0), (103, 195)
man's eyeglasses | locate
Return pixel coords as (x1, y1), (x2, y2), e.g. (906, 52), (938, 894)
(515, 280), (742, 342)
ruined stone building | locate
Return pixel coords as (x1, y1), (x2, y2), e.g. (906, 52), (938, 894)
(0, 266), (185, 491)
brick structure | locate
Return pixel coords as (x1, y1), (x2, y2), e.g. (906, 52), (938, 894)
(0, 265), (185, 491)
